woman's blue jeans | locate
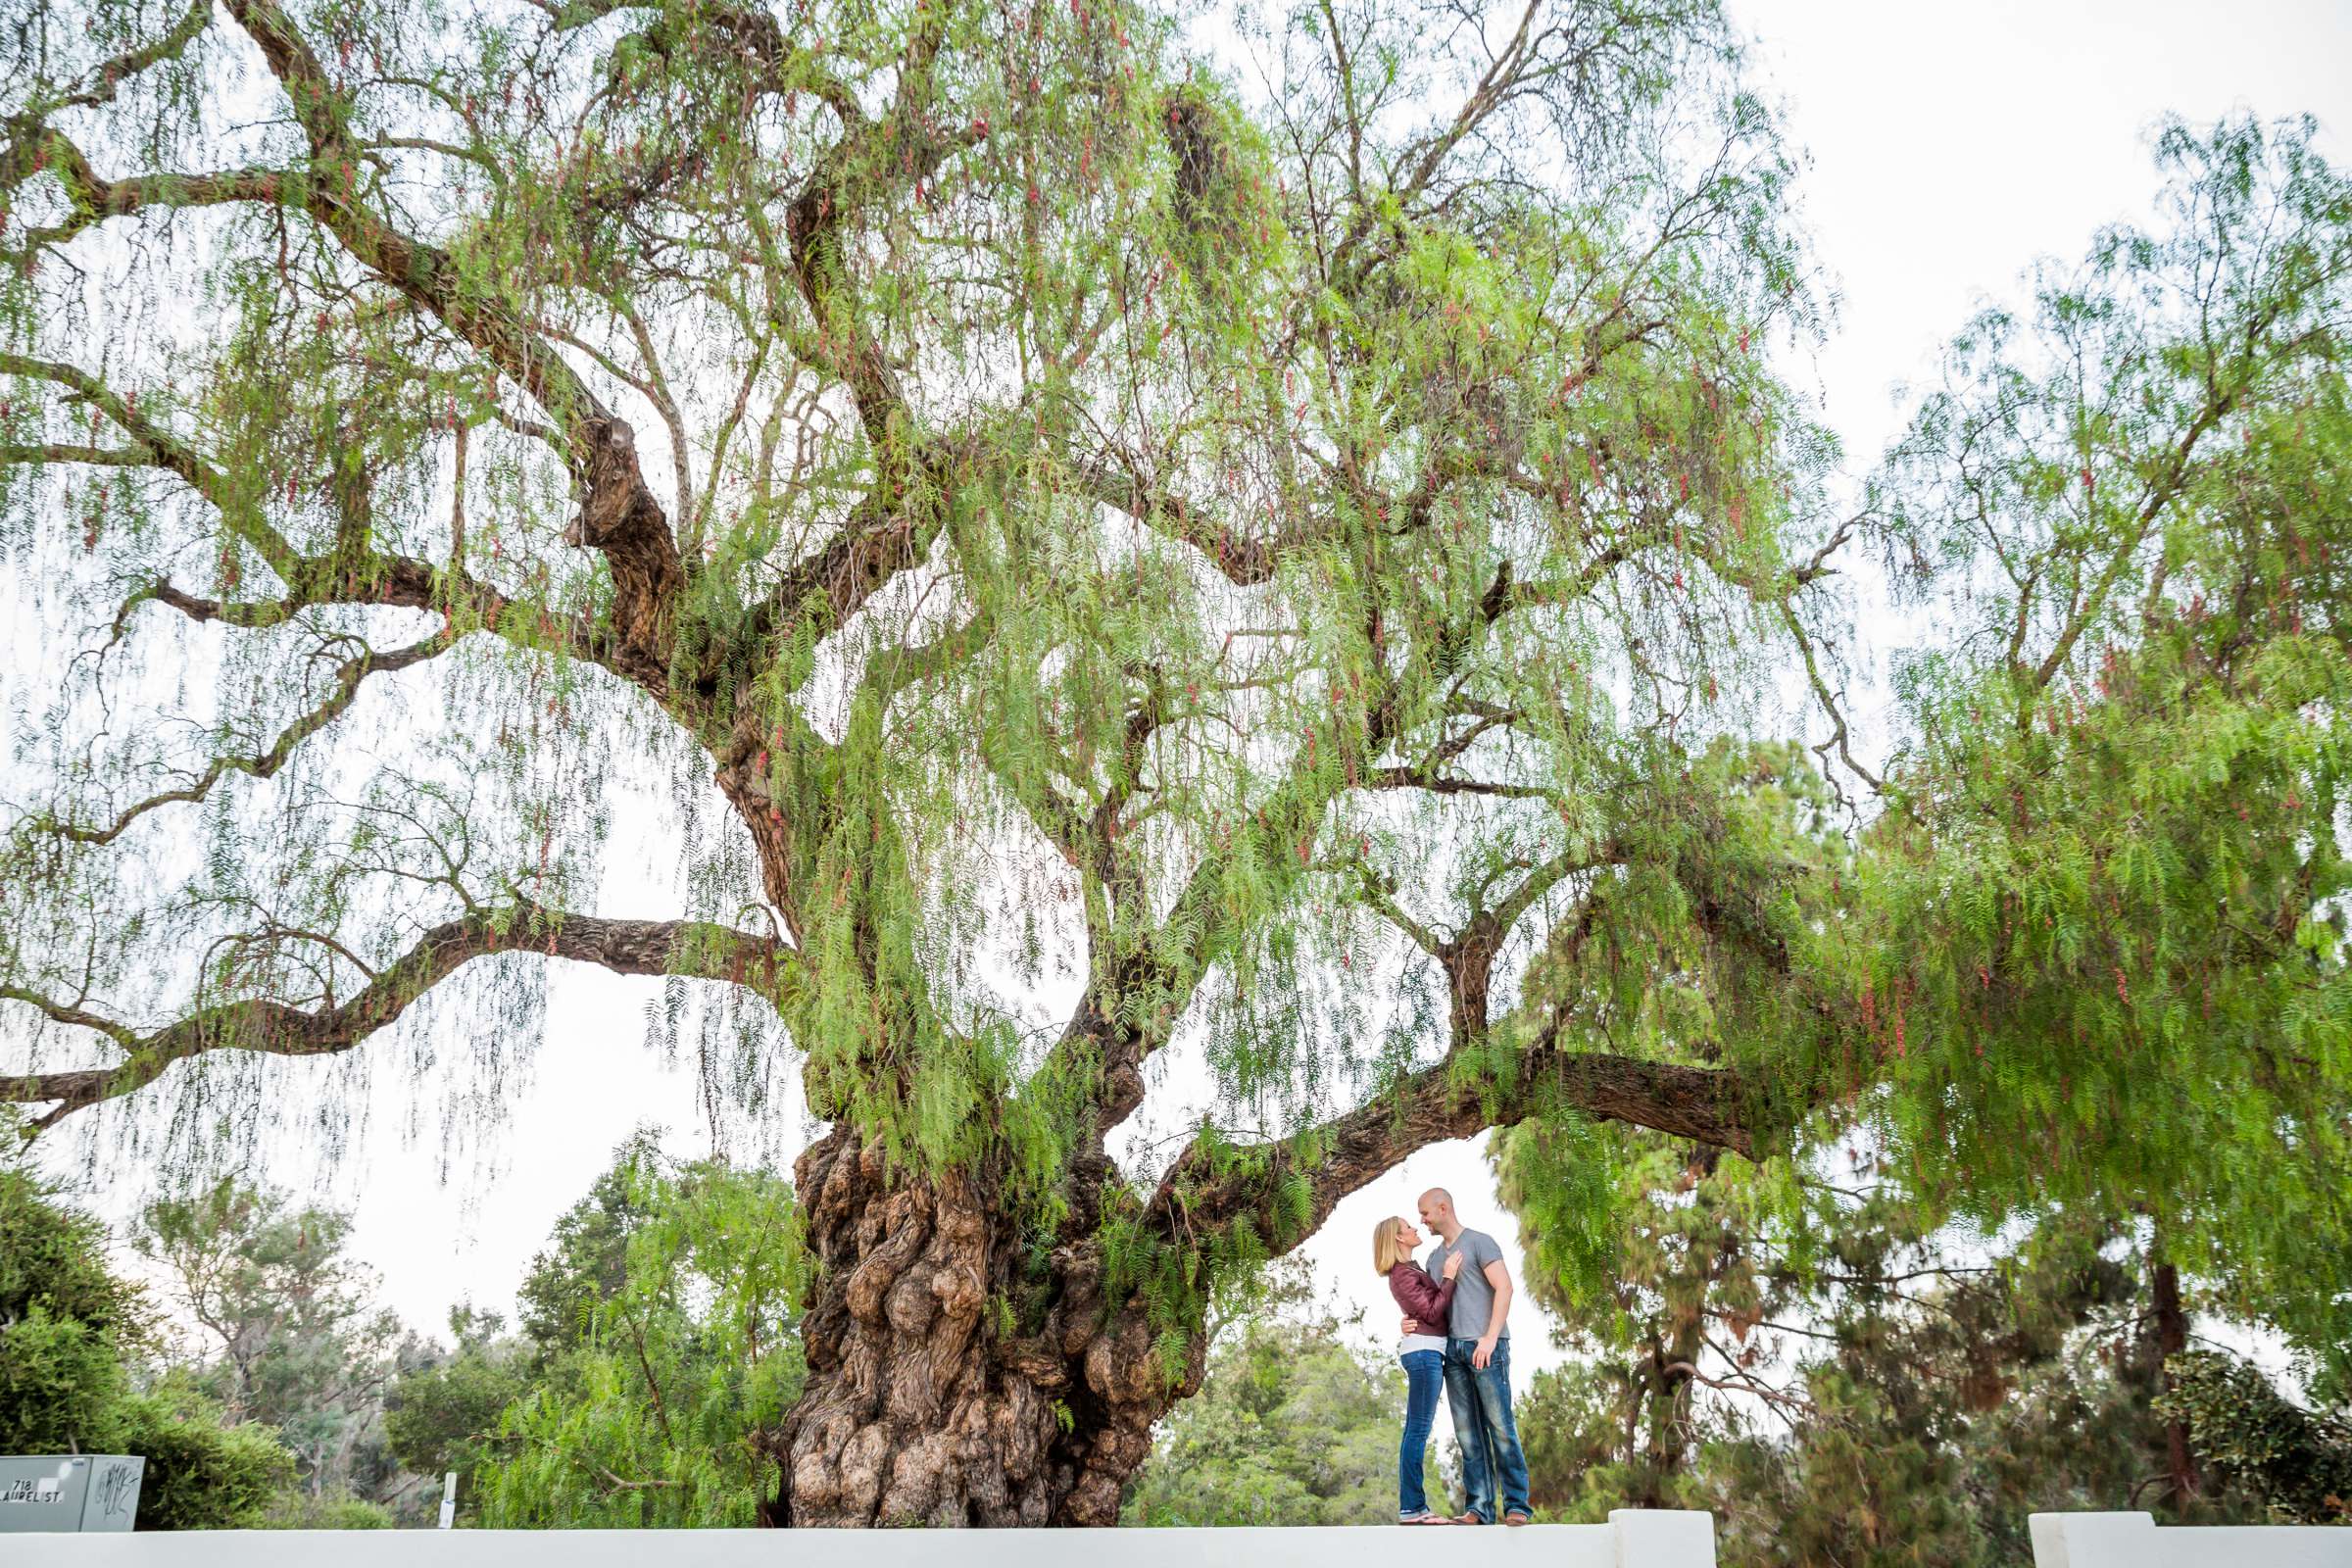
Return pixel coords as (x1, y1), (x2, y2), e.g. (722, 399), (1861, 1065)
(1398, 1348), (1446, 1516)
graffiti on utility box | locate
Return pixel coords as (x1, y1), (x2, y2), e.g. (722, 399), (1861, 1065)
(0, 1455), (144, 1532)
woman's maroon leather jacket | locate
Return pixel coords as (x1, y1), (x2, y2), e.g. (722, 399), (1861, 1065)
(1386, 1260), (1456, 1326)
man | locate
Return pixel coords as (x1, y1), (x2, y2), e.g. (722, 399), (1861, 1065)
(1401, 1187), (1532, 1526)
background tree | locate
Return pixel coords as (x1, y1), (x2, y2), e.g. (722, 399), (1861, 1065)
(2158, 1351), (2352, 1525)
(0, 1128), (298, 1530)
(381, 1134), (808, 1527)
(462, 1134), (808, 1526)
(1494, 1115), (2309, 1564)
(135, 1177), (408, 1502)
(1118, 1298), (1426, 1527)
(380, 1305), (532, 1522)
(514, 1128), (687, 1356)
(4, 0), (2347, 1536)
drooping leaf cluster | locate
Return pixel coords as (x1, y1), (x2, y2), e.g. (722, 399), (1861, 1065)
(1837, 114), (2352, 1386)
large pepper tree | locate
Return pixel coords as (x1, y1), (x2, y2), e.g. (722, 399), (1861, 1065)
(4, 0), (2345, 1527)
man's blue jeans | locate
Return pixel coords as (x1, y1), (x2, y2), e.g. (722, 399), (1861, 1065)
(1398, 1348), (1446, 1516)
(1444, 1336), (1531, 1523)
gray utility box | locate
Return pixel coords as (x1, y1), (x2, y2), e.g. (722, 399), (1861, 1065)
(0, 1455), (145, 1532)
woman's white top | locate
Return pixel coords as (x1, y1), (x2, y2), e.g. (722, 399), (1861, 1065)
(1399, 1332), (1447, 1355)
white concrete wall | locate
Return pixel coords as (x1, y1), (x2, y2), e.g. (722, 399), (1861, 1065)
(0, 1510), (1716, 1568)
(2030, 1510), (2352, 1568)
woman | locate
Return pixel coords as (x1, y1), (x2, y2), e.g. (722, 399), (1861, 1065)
(1375, 1214), (1464, 1525)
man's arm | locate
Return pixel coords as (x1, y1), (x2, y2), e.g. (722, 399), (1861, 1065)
(1473, 1255), (1512, 1369)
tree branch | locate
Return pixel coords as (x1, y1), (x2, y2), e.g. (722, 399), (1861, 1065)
(0, 352), (606, 680)
(37, 628), (458, 846)
(1145, 1040), (1756, 1251)
(1073, 457), (1302, 586)
(220, 0), (682, 688)
(1, 907), (797, 1131)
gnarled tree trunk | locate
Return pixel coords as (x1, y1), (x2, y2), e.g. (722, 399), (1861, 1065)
(771, 1127), (1196, 1526)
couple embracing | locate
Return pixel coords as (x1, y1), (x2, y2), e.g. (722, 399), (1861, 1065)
(1371, 1187), (1533, 1526)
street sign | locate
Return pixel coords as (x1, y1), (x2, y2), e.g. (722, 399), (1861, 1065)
(0, 1455), (144, 1533)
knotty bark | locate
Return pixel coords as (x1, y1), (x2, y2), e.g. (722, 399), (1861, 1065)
(566, 414), (683, 690)
(771, 1128), (1197, 1527)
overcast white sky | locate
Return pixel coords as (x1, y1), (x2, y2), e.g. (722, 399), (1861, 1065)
(25, 0), (2352, 1409)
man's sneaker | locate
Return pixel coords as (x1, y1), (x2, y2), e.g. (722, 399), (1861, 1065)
(1397, 1510), (1453, 1525)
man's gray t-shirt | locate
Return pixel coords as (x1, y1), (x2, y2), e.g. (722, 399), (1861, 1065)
(1426, 1228), (1508, 1342)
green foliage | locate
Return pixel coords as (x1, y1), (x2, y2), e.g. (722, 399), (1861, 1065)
(1494, 1115), (2297, 1563)
(1490, 118), (2352, 1557)
(0, 1163), (144, 1341)
(1121, 1305), (1432, 1526)
(120, 1383), (301, 1533)
(1848, 112), (2352, 1389)
(256, 1493), (398, 1529)
(1497, 122), (2352, 1499)
(515, 1133), (670, 1356)
(0, 1158), (297, 1531)
(382, 1308), (532, 1490)
(135, 1178), (407, 1502)
(2160, 1351), (2352, 1524)
(470, 1134), (808, 1528)
(0, 1301), (132, 1458)
(0, 1160), (155, 1450)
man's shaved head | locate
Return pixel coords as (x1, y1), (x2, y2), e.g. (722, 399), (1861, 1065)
(1416, 1188), (1458, 1238)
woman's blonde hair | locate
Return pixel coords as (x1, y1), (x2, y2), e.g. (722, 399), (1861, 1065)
(1372, 1216), (1408, 1275)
